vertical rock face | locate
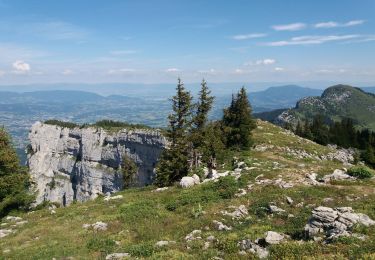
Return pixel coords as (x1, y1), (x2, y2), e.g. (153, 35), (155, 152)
(27, 122), (167, 206)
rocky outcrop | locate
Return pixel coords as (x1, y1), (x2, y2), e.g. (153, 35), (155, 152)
(27, 122), (167, 206)
(304, 206), (375, 241)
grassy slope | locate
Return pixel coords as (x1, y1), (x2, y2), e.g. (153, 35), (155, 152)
(1, 120), (375, 260)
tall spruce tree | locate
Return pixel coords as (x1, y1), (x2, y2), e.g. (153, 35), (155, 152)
(191, 79), (214, 148)
(155, 78), (193, 186)
(0, 128), (34, 217)
(222, 87), (256, 149)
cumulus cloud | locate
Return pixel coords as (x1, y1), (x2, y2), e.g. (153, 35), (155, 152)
(12, 60), (30, 73)
(166, 68), (180, 72)
(232, 33), (267, 40)
(265, 34), (359, 46)
(274, 67), (284, 71)
(272, 23), (306, 31)
(314, 20), (364, 28)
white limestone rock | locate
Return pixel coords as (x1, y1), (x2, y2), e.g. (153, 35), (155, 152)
(27, 121), (167, 206)
(213, 220), (232, 231)
(179, 174), (200, 188)
(265, 231), (285, 245)
(105, 253), (131, 259)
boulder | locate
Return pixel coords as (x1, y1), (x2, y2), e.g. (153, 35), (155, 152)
(180, 174), (200, 188)
(323, 169), (355, 182)
(304, 206), (375, 240)
(265, 231), (285, 245)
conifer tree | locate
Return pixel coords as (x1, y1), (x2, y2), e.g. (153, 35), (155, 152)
(0, 128), (34, 217)
(222, 87), (256, 149)
(191, 79), (214, 148)
(295, 121), (304, 136)
(155, 78), (193, 186)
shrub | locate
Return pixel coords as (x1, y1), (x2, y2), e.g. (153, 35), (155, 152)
(118, 201), (159, 222)
(121, 154), (138, 187)
(86, 237), (116, 253)
(44, 119), (79, 128)
(212, 175), (238, 199)
(348, 166), (374, 179)
(126, 242), (154, 257)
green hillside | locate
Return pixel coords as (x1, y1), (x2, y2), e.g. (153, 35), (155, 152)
(277, 85), (375, 130)
(1, 120), (374, 259)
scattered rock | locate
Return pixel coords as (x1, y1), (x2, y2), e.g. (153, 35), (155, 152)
(105, 253), (131, 259)
(268, 205), (286, 214)
(213, 220), (232, 231)
(221, 205), (249, 220)
(155, 240), (175, 247)
(322, 169), (355, 182)
(5, 216), (23, 222)
(104, 195), (123, 201)
(286, 196), (294, 205)
(185, 230), (202, 241)
(0, 229), (13, 238)
(206, 235), (216, 242)
(83, 221), (108, 231)
(235, 189), (247, 197)
(304, 206), (375, 241)
(265, 231), (285, 245)
(15, 221), (28, 226)
(180, 174), (200, 188)
(92, 221), (108, 231)
(238, 239), (269, 259)
(152, 187), (168, 192)
(305, 173), (320, 186)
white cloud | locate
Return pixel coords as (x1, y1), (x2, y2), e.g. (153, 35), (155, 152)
(198, 68), (216, 74)
(166, 68), (180, 72)
(244, 59), (276, 66)
(0, 70), (5, 77)
(107, 68), (136, 75)
(62, 69), (73, 75)
(272, 23), (306, 31)
(274, 67), (284, 71)
(110, 50), (138, 55)
(345, 20), (365, 26)
(232, 33), (267, 40)
(12, 60), (30, 73)
(314, 20), (364, 28)
(265, 34), (360, 46)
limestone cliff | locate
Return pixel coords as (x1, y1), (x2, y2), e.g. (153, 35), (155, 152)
(27, 122), (167, 206)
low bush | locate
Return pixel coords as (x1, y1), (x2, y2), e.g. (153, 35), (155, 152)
(348, 166), (374, 179)
(125, 242), (154, 257)
(86, 237), (116, 254)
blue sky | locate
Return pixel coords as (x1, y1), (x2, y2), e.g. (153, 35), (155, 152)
(0, 0), (374, 85)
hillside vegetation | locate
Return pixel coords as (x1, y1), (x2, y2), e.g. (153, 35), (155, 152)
(1, 120), (374, 259)
(276, 85), (375, 131)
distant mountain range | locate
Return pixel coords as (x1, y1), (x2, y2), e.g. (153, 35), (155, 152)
(1, 84), (374, 164)
(256, 85), (375, 131)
